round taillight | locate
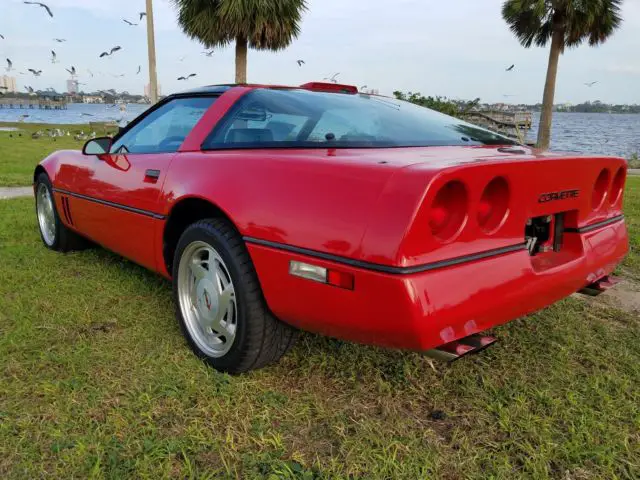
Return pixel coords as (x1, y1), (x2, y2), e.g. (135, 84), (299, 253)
(592, 169), (610, 210)
(478, 176), (510, 234)
(609, 167), (625, 206)
(429, 181), (468, 242)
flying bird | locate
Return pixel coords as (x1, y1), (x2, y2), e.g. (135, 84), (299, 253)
(296, 59), (305, 66)
(87, 69), (94, 77)
(28, 68), (42, 76)
(136, 65), (141, 74)
(505, 64), (515, 71)
(323, 72), (340, 83)
(23, 2), (53, 18)
(25, 86), (34, 94)
(179, 55), (187, 62)
(50, 50), (57, 63)
(584, 81), (598, 87)
(66, 66), (76, 76)
(139, 12), (146, 21)
(53, 38), (66, 42)
(123, 18), (138, 26)
(202, 50), (214, 57)
(6, 58), (13, 72)
(177, 73), (197, 80)
(99, 46), (122, 58)
(360, 85), (367, 90)
(0, 34), (4, 40)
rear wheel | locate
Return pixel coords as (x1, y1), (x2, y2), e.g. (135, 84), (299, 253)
(172, 218), (297, 373)
(35, 173), (86, 252)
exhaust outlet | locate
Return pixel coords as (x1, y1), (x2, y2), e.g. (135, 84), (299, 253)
(425, 334), (497, 362)
(578, 275), (622, 297)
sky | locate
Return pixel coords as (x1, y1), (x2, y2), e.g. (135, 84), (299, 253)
(1, 0), (639, 104)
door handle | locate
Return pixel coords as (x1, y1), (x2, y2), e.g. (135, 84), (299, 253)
(145, 169), (161, 179)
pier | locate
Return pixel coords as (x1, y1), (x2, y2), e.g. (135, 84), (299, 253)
(461, 110), (533, 139)
(0, 97), (68, 110)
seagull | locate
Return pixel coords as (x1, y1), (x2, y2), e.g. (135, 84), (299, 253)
(6, 58), (13, 72)
(202, 50), (214, 57)
(66, 66), (76, 76)
(506, 64), (515, 71)
(584, 81), (598, 87)
(0, 34), (4, 40)
(28, 68), (43, 76)
(139, 12), (146, 21)
(53, 38), (66, 43)
(178, 55), (187, 62)
(25, 86), (34, 93)
(99, 46), (122, 58)
(296, 59), (305, 66)
(123, 19), (138, 26)
(51, 50), (57, 63)
(177, 73), (197, 80)
(136, 65), (141, 74)
(23, 1), (53, 18)
(323, 73), (340, 83)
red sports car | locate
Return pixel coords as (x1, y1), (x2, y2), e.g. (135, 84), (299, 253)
(34, 82), (629, 373)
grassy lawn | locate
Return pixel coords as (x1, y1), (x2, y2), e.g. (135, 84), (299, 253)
(1, 184), (639, 478)
(0, 122), (117, 187)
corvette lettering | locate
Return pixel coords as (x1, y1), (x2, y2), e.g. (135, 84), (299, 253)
(538, 189), (580, 203)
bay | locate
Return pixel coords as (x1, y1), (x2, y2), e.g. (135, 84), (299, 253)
(1, 103), (638, 158)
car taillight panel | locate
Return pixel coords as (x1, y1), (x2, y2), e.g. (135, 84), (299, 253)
(429, 180), (468, 242)
(592, 168), (610, 211)
(478, 176), (510, 234)
(609, 167), (625, 207)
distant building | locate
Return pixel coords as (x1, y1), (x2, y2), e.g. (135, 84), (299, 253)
(1, 75), (17, 93)
(144, 83), (162, 98)
(66, 79), (79, 94)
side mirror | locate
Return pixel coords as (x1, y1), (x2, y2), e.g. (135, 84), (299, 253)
(83, 137), (112, 155)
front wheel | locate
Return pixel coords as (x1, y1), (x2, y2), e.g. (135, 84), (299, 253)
(172, 218), (297, 374)
(35, 173), (86, 252)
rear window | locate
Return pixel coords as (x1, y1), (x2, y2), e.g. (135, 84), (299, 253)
(203, 88), (517, 149)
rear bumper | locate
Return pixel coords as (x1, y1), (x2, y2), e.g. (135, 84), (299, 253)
(247, 220), (629, 351)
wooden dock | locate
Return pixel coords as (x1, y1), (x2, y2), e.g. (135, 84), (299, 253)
(461, 110), (532, 140)
(0, 98), (68, 110)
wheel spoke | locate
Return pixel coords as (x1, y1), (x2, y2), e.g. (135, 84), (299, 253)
(189, 261), (207, 281)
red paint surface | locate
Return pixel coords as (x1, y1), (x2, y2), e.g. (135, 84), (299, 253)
(37, 85), (630, 352)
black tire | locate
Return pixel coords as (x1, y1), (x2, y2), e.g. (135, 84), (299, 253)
(34, 173), (87, 252)
(172, 218), (297, 374)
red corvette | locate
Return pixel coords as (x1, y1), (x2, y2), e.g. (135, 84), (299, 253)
(34, 82), (629, 373)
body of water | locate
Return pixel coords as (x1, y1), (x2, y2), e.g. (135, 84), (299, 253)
(0, 104), (638, 158)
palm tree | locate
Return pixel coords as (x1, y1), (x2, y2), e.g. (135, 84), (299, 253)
(172, 0), (307, 83)
(502, 0), (623, 149)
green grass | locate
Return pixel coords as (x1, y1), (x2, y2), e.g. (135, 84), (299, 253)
(0, 188), (639, 477)
(0, 122), (117, 187)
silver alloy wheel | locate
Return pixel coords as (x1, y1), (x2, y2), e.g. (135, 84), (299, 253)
(177, 240), (238, 357)
(36, 183), (56, 246)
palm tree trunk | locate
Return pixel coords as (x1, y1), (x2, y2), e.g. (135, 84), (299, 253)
(537, 27), (564, 150)
(235, 37), (248, 84)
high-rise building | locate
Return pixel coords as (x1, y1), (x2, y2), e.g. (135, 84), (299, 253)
(144, 83), (162, 98)
(0, 75), (17, 93)
(67, 79), (79, 94)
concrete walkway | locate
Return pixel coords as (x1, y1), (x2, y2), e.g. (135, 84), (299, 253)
(629, 169), (640, 176)
(0, 187), (33, 199)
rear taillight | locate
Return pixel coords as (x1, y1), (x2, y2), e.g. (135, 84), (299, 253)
(429, 181), (468, 242)
(477, 177), (510, 234)
(592, 168), (610, 210)
(609, 167), (625, 206)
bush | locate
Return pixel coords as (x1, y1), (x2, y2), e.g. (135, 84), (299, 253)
(629, 153), (640, 169)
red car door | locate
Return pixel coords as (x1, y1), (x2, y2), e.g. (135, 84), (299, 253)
(71, 96), (218, 270)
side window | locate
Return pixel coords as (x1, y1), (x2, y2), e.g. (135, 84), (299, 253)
(206, 96), (309, 147)
(111, 97), (216, 154)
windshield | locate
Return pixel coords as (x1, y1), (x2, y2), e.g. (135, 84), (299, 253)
(204, 88), (518, 149)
